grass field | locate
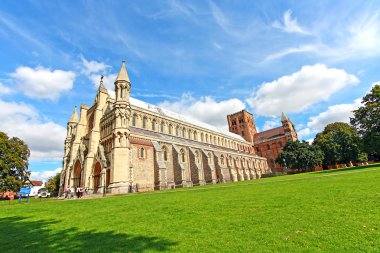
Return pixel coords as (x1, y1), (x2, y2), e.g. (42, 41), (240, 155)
(1, 164), (379, 253)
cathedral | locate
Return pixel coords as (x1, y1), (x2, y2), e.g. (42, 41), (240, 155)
(60, 61), (295, 196)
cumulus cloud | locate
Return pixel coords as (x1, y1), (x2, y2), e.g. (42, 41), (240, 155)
(0, 99), (66, 161)
(307, 99), (361, 131)
(30, 168), (61, 182)
(272, 9), (309, 34)
(262, 119), (280, 131)
(0, 82), (12, 96)
(159, 93), (245, 130)
(89, 73), (117, 90)
(297, 98), (361, 140)
(81, 56), (116, 90)
(10, 66), (75, 100)
(246, 64), (359, 116)
(81, 57), (110, 75)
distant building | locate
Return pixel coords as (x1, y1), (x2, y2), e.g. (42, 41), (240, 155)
(228, 111), (298, 172)
(60, 62), (270, 196)
(30, 180), (44, 196)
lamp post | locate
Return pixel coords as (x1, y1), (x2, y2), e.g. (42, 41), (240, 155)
(101, 168), (106, 197)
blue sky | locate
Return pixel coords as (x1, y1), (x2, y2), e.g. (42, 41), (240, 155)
(0, 0), (379, 180)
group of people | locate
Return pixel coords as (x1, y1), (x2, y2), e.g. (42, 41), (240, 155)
(64, 185), (86, 199)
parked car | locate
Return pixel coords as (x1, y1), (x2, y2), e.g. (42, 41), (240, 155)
(36, 188), (51, 198)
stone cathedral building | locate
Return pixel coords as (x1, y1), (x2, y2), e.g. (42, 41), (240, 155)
(60, 61), (272, 195)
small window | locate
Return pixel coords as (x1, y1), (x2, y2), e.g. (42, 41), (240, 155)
(267, 144), (270, 150)
(142, 117), (147, 129)
(162, 147), (168, 161)
(132, 115), (136, 127)
(151, 120), (156, 131)
(176, 126), (179, 136)
(139, 147), (145, 158)
(169, 125), (173, 135)
(193, 131), (197, 141)
(160, 122), (164, 133)
(180, 149), (186, 163)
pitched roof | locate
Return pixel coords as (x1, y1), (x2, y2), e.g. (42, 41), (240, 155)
(254, 126), (285, 141)
(31, 180), (43, 186)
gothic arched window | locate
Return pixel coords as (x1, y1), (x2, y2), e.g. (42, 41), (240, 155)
(142, 117), (147, 129)
(169, 124), (173, 135)
(151, 119), (156, 131)
(160, 122), (164, 133)
(162, 146), (168, 161)
(132, 114), (137, 127)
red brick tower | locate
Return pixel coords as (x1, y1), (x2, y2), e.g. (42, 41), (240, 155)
(227, 110), (258, 142)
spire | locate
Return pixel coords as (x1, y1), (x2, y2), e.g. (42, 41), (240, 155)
(115, 60), (130, 83)
(69, 106), (79, 123)
(281, 112), (287, 122)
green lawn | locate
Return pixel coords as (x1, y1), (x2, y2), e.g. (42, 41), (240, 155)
(1, 164), (379, 253)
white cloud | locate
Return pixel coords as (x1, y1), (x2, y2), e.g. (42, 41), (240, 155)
(0, 82), (12, 96)
(297, 127), (314, 139)
(246, 64), (359, 116)
(0, 99), (66, 161)
(272, 10), (309, 34)
(80, 56), (116, 90)
(89, 73), (117, 90)
(81, 57), (110, 75)
(263, 44), (317, 62)
(159, 93), (245, 130)
(262, 119), (279, 131)
(10, 66), (76, 100)
(307, 99), (361, 131)
(30, 168), (61, 182)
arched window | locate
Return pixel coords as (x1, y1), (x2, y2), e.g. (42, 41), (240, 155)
(139, 147), (145, 158)
(188, 129), (191, 139)
(205, 134), (208, 143)
(180, 149), (185, 163)
(142, 117), (147, 129)
(160, 122), (164, 133)
(220, 155), (225, 165)
(267, 144), (270, 150)
(201, 133), (204, 142)
(151, 119), (156, 131)
(182, 128), (186, 138)
(193, 131), (197, 141)
(169, 124), (173, 135)
(176, 126), (179, 136)
(214, 136), (216, 145)
(162, 146), (168, 161)
(132, 114), (137, 127)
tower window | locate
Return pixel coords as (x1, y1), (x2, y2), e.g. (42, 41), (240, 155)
(266, 144), (270, 150)
(132, 114), (136, 127)
(139, 147), (145, 158)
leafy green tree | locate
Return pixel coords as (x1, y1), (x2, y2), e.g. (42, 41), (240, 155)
(0, 131), (30, 192)
(313, 122), (362, 167)
(46, 172), (61, 196)
(350, 84), (380, 160)
(276, 141), (324, 172)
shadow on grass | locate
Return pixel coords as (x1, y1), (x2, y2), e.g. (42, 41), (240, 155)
(313, 163), (380, 175)
(0, 216), (177, 253)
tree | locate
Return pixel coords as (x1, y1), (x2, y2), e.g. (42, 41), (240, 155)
(46, 172), (61, 196)
(313, 122), (363, 167)
(276, 141), (324, 173)
(0, 131), (30, 192)
(350, 84), (380, 160)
